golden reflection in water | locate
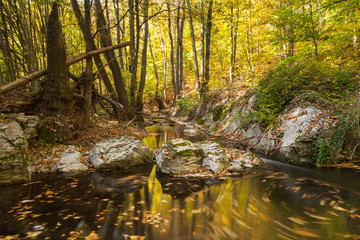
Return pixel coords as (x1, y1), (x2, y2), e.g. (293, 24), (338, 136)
(89, 166), (360, 240)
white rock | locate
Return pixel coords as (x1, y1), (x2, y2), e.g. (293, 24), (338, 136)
(89, 136), (154, 169)
(57, 148), (88, 172)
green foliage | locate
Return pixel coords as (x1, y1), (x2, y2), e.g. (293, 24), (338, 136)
(176, 94), (198, 116)
(315, 139), (334, 165)
(256, 60), (356, 126)
(197, 119), (205, 125)
(315, 110), (357, 164)
(212, 105), (226, 122)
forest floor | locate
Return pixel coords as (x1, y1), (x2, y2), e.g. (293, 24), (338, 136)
(28, 117), (149, 173)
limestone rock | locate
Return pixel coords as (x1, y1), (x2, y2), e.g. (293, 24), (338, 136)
(225, 148), (263, 172)
(0, 121), (30, 185)
(15, 113), (39, 139)
(197, 141), (229, 174)
(278, 106), (336, 163)
(57, 146), (88, 172)
(156, 139), (204, 174)
(183, 125), (200, 135)
(89, 136), (154, 169)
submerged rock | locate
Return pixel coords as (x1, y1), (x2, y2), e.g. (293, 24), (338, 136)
(156, 139), (204, 174)
(89, 136), (154, 169)
(0, 121), (30, 185)
(197, 141), (229, 174)
(57, 146), (88, 172)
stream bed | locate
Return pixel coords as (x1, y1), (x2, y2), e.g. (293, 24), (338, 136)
(0, 123), (359, 239)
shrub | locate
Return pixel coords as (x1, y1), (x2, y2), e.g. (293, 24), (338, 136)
(256, 60), (356, 126)
(176, 94), (198, 116)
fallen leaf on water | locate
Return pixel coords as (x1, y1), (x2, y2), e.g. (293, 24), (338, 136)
(304, 211), (331, 221)
(333, 205), (349, 212)
(288, 217), (308, 225)
(293, 229), (319, 238)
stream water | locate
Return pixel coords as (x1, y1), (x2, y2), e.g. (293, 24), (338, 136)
(0, 123), (359, 239)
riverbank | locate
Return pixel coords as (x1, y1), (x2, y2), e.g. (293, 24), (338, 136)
(168, 87), (360, 169)
(28, 118), (149, 173)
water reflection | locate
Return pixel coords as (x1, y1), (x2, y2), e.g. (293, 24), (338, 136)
(143, 124), (207, 148)
(0, 165), (359, 239)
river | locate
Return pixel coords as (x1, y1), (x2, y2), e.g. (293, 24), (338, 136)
(0, 123), (359, 239)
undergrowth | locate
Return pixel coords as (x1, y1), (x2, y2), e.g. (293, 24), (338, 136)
(256, 60), (357, 127)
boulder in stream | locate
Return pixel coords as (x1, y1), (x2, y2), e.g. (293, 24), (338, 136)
(56, 146), (88, 172)
(89, 136), (154, 169)
(225, 148), (263, 172)
(156, 139), (204, 174)
(197, 141), (229, 174)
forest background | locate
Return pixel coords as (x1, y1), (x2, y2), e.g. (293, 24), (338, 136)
(0, 0), (359, 135)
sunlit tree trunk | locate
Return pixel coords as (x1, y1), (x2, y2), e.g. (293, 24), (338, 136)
(200, 0), (205, 80)
(186, 0), (200, 97)
(136, 0), (149, 113)
(178, 4), (185, 99)
(149, 34), (165, 110)
(200, 0), (213, 98)
(167, 2), (176, 103)
(114, 0), (124, 71)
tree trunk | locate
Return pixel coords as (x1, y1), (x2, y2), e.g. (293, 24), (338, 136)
(157, 24), (168, 102)
(129, 0), (136, 104)
(186, 0), (200, 96)
(200, 0), (205, 80)
(83, 0), (93, 126)
(93, 0), (129, 119)
(178, 4), (185, 99)
(200, 0), (213, 98)
(0, 43), (130, 95)
(167, 2), (176, 103)
(44, 1), (72, 115)
(149, 34), (165, 110)
(114, 0), (124, 71)
(70, 0), (119, 118)
(175, 0), (181, 100)
(0, 0), (15, 83)
(135, 0), (149, 112)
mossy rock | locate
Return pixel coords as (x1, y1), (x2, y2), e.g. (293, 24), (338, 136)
(156, 139), (204, 175)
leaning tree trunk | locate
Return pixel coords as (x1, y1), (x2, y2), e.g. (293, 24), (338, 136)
(93, 0), (130, 119)
(70, 0), (120, 119)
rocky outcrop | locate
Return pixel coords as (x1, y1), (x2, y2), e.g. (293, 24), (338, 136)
(0, 121), (30, 185)
(89, 136), (155, 169)
(156, 139), (263, 175)
(56, 146), (88, 172)
(197, 141), (229, 174)
(225, 148), (263, 172)
(15, 113), (39, 139)
(155, 139), (204, 174)
(189, 90), (340, 164)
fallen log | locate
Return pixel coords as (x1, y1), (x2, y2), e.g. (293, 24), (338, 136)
(0, 42), (130, 95)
